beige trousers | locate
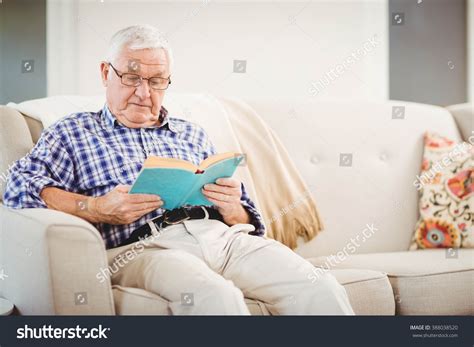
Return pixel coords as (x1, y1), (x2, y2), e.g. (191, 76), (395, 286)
(106, 218), (355, 315)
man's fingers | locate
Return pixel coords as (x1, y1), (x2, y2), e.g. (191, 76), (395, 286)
(205, 195), (226, 206)
(205, 196), (236, 212)
(127, 193), (162, 204)
(203, 189), (236, 203)
(203, 184), (235, 195)
(126, 203), (162, 221)
(215, 177), (240, 187)
(134, 201), (163, 214)
(115, 184), (160, 203)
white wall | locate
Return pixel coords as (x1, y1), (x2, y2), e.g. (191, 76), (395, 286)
(47, 0), (389, 101)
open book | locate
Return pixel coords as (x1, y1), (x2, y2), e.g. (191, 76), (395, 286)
(129, 152), (245, 210)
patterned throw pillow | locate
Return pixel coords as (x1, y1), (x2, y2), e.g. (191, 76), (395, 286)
(410, 132), (473, 250)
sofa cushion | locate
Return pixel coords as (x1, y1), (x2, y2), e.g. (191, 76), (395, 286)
(410, 132), (473, 249)
(308, 249), (474, 315)
(446, 103), (473, 141)
(112, 285), (270, 315)
(112, 269), (393, 315)
(23, 116), (44, 144)
(0, 106), (35, 201)
(7, 95), (105, 129)
(251, 100), (464, 256)
(328, 269), (395, 315)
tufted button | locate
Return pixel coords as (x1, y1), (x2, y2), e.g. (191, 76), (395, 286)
(379, 153), (387, 161)
(310, 155), (319, 164)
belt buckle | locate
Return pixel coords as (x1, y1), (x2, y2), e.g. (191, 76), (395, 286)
(163, 208), (190, 225)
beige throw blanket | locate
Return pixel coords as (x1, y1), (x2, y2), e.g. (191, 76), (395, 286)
(217, 97), (325, 249)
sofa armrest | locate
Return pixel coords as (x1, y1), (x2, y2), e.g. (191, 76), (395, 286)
(0, 205), (115, 315)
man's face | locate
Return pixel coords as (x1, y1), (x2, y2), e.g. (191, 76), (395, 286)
(100, 47), (170, 128)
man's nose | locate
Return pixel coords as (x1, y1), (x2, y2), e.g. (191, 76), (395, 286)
(135, 80), (151, 99)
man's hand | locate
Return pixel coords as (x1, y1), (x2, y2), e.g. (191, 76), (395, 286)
(90, 184), (163, 225)
(202, 177), (251, 226)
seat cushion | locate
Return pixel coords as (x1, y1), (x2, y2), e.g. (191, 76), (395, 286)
(113, 268), (393, 315)
(112, 285), (270, 315)
(308, 249), (474, 315)
(328, 269), (395, 315)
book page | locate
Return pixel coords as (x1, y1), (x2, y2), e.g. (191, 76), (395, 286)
(199, 152), (242, 170)
(143, 156), (197, 172)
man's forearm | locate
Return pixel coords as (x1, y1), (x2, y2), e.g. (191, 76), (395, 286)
(40, 187), (99, 223)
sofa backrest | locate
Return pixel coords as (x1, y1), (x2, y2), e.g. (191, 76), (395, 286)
(446, 103), (473, 141)
(1, 96), (464, 255)
(244, 99), (463, 256)
(0, 106), (35, 201)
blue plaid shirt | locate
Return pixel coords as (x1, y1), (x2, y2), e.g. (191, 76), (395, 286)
(3, 105), (265, 249)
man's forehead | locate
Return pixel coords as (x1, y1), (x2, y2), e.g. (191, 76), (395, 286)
(118, 58), (168, 75)
(117, 49), (169, 73)
(128, 60), (166, 71)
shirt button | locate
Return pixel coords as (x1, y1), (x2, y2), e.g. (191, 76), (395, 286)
(379, 153), (387, 161)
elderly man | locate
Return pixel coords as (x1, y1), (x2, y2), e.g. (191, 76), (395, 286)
(4, 25), (354, 315)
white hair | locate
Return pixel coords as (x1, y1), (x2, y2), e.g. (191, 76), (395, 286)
(106, 24), (173, 71)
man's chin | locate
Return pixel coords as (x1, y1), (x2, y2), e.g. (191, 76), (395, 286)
(119, 113), (158, 128)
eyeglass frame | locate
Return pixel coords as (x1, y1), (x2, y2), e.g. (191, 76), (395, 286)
(107, 62), (172, 91)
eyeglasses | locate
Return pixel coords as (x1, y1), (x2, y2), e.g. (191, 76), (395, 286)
(108, 62), (171, 90)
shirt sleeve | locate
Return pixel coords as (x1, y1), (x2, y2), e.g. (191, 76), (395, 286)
(200, 127), (266, 236)
(238, 182), (266, 236)
(2, 128), (76, 209)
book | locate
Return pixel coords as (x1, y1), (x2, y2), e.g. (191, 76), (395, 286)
(129, 152), (245, 210)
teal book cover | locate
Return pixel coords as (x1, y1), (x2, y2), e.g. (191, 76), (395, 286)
(129, 152), (244, 210)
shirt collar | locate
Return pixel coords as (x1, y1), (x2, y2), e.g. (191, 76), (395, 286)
(101, 104), (181, 133)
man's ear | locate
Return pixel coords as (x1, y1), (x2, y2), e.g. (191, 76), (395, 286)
(100, 61), (109, 87)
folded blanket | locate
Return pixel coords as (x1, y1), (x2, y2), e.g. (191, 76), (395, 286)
(217, 97), (324, 249)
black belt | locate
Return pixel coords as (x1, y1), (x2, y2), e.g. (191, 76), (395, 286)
(117, 206), (223, 247)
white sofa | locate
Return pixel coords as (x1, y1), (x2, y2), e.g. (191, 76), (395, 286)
(0, 95), (472, 315)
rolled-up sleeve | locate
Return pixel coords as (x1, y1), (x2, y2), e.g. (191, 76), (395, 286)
(200, 128), (266, 236)
(239, 183), (266, 236)
(2, 128), (75, 209)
